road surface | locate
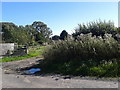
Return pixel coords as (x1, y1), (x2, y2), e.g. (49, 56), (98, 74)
(1, 56), (119, 88)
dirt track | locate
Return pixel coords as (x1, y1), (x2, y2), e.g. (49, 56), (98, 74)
(1, 56), (119, 88)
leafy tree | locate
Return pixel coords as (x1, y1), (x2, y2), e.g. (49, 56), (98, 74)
(1, 21), (53, 45)
(2, 23), (17, 43)
(32, 21), (52, 43)
(117, 27), (120, 34)
(52, 35), (60, 40)
(60, 30), (68, 40)
(1, 23), (35, 45)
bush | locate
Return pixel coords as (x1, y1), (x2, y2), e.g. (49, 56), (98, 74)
(73, 20), (117, 38)
(89, 62), (118, 77)
(44, 33), (120, 63)
(90, 67), (106, 76)
(100, 62), (118, 77)
(41, 33), (120, 77)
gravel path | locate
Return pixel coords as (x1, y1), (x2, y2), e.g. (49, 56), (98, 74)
(2, 73), (118, 88)
(2, 56), (43, 73)
(1, 56), (119, 88)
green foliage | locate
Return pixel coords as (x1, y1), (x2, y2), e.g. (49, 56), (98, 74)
(42, 33), (120, 77)
(99, 62), (119, 77)
(44, 33), (120, 63)
(89, 62), (119, 77)
(40, 58), (119, 77)
(52, 35), (60, 40)
(32, 21), (52, 44)
(117, 27), (120, 34)
(73, 20), (117, 38)
(1, 21), (52, 45)
(59, 30), (68, 40)
(90, 67), (106, 76)
(1, 23), (35, 45)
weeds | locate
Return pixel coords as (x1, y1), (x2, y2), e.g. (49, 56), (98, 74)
(42, 33), (120, 77)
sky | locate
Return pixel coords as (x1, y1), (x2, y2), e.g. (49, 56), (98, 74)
(2, 2), (118, 35)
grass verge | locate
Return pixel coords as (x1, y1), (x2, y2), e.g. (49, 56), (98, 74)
(0, 46), (45, 62)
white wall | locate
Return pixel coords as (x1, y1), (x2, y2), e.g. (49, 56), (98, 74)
(0, 43), (15, 56)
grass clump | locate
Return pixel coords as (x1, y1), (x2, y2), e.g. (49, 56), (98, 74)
(41, 33), (120, 77)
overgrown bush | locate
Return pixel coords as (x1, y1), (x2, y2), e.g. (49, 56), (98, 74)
(72, 20), (117, 39)
(44, 33), (120, 63)
(89, 62), (119, 77)
(42, 33), (120, 77)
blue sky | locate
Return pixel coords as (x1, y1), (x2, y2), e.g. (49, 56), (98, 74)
(2, 2), (118, 35)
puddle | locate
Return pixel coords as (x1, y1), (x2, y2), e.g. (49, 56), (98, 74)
(25, 68), (41, 74)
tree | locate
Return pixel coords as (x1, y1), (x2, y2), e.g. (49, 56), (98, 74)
(52, 35), (60, 40)
(60, 30), (68, 40)
(117, 27), (120, 34)
(1, 21), (53, 45)
(2, 23), (17, 43)
(1, 23), (35, 45)
(32, 21), (52, 43)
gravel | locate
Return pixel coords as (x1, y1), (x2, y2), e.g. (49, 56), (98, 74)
(1, 56), (119, 88)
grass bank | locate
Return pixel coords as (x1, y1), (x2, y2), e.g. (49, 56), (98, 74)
(0, 46), (45, 62)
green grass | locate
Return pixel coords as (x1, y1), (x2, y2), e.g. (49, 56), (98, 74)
(39, 59), (119, 77)
(0, 46), (46, 62)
